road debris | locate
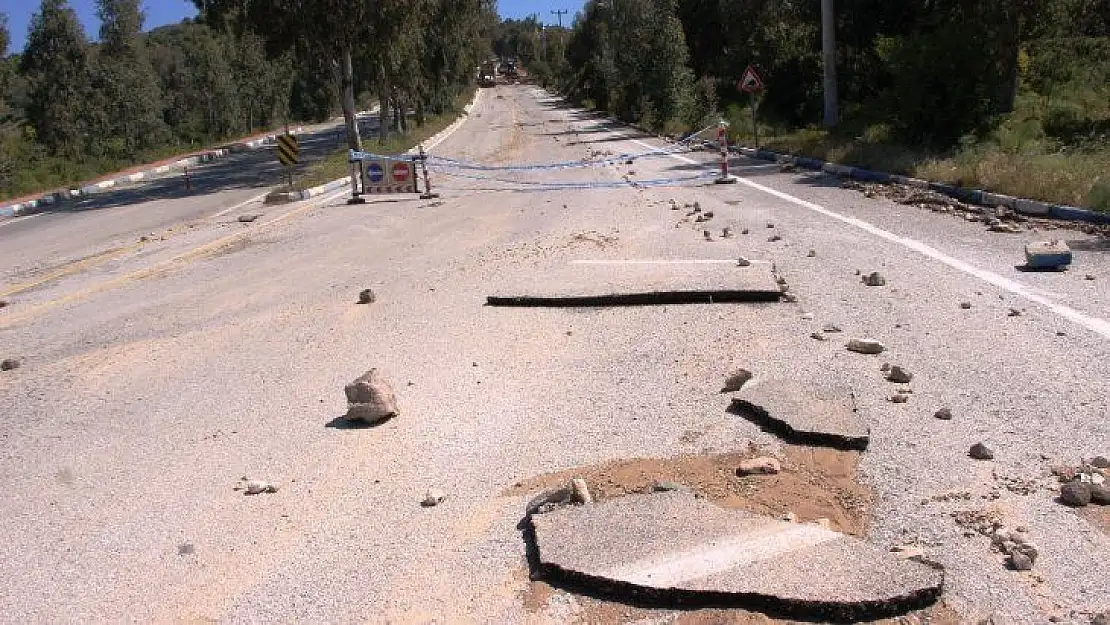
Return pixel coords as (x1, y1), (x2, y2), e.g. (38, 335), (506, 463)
(357, 289), (376, 304)
(969, 443), (995, 460)
(846, 338), (885, 355)
(1024, 240), (1072, 270)
(721, 368), (753, 393)
(422, 488), (446, 507)
(731, 380), (869, 450)
(704, 211), (714, 219)
(801, 312), (815, 320)
(651, 481), (689, 493)
(768, 234), (782, 242)
(526, 485), (574, 515)
(889, 394), (909, 404)
(934, 408), (954, 420)
(736, 457), (782, 476)
(0, 300), (8, 308)
(736, 256), (752, 267)
(721, 227), (732, 238)
(811, 332), (828, 341)
(886, 365), (913, 384)
(766, 223), (775, 228)
(1008, 308), (1022, 317)
(344, 368), (399, 423)
(237, 214), (261, 223)
(1, 359), (20, 371)
(782, 292), (799, 302)
(741, 228), (750, 235)
(1085, 274), (1096, 281)
(236, 478), (279, 495)
(703, 230), (713, 241)
(807, 249), (817, 257)
(571, 478), (593, 504)
(1060, 482), (1092, 507)
(822, 324), (842, 333)
(863, 272), (887, 287)
(960, 301), (972, 309)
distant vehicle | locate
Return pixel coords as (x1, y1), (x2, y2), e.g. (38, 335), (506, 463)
(479, 61), (497, 87)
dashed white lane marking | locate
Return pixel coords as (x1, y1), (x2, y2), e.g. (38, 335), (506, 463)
(0, 213), (44, 229)
(211, 191), (271, 219)
(603, 523), (840, 587)
(572, 259), (771, 265)
(627, 137), (1110, 340)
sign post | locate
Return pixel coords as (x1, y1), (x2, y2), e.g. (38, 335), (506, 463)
(713, 121), (736, 185)
(738, 65), (765, 148)
(277, 133), (299, 189)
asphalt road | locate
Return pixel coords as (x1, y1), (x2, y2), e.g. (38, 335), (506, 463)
(0, 85), (1107, 624)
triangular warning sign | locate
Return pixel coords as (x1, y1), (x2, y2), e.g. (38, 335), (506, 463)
(739, 65), (764, 93)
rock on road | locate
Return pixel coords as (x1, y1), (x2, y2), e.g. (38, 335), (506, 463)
(0, 85), (1107, 624)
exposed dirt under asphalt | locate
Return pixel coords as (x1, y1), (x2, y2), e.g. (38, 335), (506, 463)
(2, 84), (1109, 624)
(507, 444), (872, 537)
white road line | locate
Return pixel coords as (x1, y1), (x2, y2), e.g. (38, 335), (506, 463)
(627, 137), (1110, 340)
(603, 523), (840, 587)
(0, 213), (44, 230)
(571, 259), (771, 265)
(211, 191), (271, 219)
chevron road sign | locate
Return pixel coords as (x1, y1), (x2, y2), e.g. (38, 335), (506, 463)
(277, 134), (299, 166)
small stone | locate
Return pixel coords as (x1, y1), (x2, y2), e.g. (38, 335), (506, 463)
(810, 332), (828, 341)
(1089, 483), (1110, 505)
(736, 257), (752, 267)
(721, 368), (753, 393)
(855, 269), (861, 276)
(822, 324), (842, 333)
(243, 480), (279, 495)
(737, 457), (781, 476)
(625, 159), (634, 165)
(934, 408), (953, 420)
(1092, 456), (1110, 469)
(1091, 612), (1109, 625)
(801, 312), (814, 320)
(357, 289), (376, 304)
(0, 300), (8, 308)
(863, 272), (887, 287)
(693, 202), (702, 212)
(810, 518), (832, 530)
(768, 235), (782, 242)
(704, 230), (713, 241)
(1008, 308), (1022, 317)
(704, 211), (714, 219)
(570, 478), (593, 504)
(422, 488), (446, 507)
(886, 365), (913, 384)
(721, 227), (732, 238)
(651, 481), (688, 493)
(344, 368), (400, 423)
(741, 228), (750, 235)
(880, 362), (892, 372)
(969, 443), (995, 460)
(139, 235), (150, 242)
(807, 249), (816, 257)
(890, 544), (925, 560)
(783, 512), (797, 523)
(0, 359), (19, 371)
(782, 292), (799, 303)
(846, 338), (885, 354)
(1051, 465), (1078, 482)
(960, 301), (972, 309)
(526, 487), (573, 515)
(177, 543), (196, 556)
(766, 223), (775, 228)
(238, 214), (261, 223)
(889, 394), (909, 404)
(1009, 551), (1033, 571)
(1085, 274), (1096, 281)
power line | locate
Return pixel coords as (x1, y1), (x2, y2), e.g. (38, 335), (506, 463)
(551, 9), (568, 28)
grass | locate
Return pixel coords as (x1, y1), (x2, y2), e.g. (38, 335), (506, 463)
(728, 92), (1110, 212)
(294, 89), (476, 192)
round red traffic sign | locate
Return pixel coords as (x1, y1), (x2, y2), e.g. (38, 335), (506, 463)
(391, 162), (410, 183)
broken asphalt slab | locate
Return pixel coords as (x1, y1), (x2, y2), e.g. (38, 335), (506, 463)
(528, 492), (943, 621)
(487, 260), (782, 307)
(729, 379), (870, 450)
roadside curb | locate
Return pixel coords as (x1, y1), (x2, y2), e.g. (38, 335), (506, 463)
(731, 145), (1110, 226)
(278, 90), (483, 203)
(1, 127), (305, 219)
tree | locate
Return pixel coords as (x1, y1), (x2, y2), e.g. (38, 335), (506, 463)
(20, 0), (91, 158)
(86, 0), (167, 158)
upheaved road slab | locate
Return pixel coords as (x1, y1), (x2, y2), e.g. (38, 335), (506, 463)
(487, 260), (782, 306)
(730, 379), (870, 450)
(530, 492), (943, 620)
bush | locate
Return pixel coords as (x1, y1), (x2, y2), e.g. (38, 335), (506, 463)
(1089, 180), (1110, 213)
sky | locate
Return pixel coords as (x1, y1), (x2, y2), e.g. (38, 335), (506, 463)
(3, 0), (587, 53)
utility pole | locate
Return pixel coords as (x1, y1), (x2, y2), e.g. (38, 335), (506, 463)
(551, 8), (568, 27)
(821, 0), (838, 127)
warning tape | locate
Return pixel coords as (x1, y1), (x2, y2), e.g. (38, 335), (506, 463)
(433, 168), (718, 190)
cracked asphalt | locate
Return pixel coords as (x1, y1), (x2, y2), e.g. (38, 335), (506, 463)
(0, 85), (1107, 624)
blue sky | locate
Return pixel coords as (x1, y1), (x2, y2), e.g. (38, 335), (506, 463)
(3, 0), (587, 52)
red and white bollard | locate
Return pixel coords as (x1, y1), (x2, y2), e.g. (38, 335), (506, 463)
(714, 121), (737, 184)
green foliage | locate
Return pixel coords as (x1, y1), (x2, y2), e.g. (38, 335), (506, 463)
(1089, 180), (1110, 213)
(21, 0), (91, 158)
